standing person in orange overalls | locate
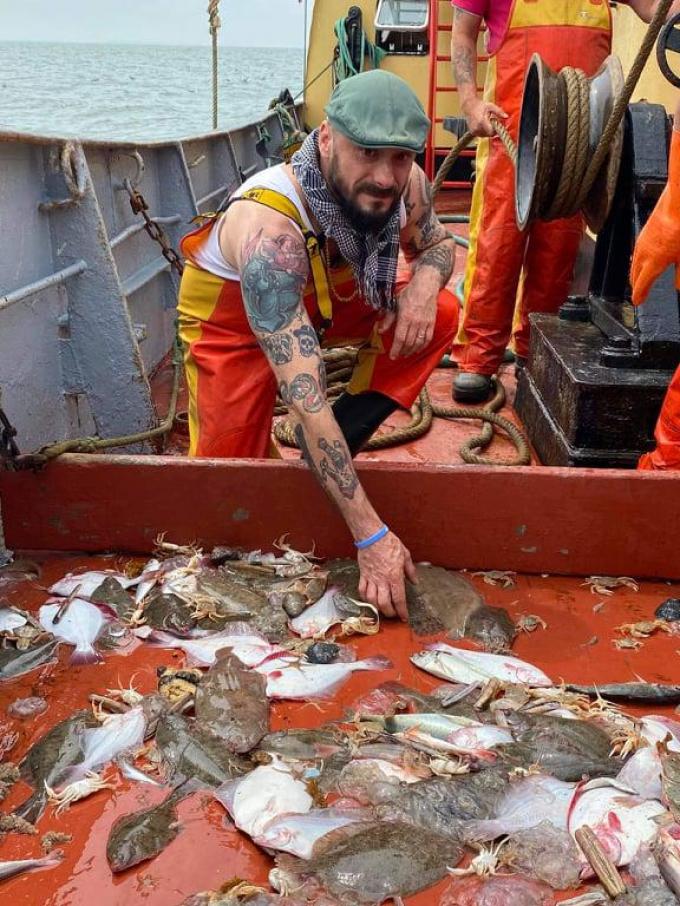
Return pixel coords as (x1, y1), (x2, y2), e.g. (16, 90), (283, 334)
(176, 70), (458, 619)
(450, 0), (680, 403)
(632, 97), (680, 470)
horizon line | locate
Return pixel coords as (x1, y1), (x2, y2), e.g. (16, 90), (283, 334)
(0, 38), (304, 50)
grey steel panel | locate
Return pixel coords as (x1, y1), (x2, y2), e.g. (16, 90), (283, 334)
(0, 103), (292, 452)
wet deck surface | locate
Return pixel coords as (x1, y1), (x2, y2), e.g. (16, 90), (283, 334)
(1, 553), (678, 905)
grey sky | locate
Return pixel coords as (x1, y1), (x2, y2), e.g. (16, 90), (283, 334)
(0, 0), (308, 47)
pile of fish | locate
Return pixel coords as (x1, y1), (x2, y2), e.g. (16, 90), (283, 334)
(2, 543), (680, 904)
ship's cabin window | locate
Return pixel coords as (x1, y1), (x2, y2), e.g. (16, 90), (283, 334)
(374, 0), (430, 55)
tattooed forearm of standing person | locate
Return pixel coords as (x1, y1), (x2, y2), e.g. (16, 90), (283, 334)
(237, 222), (384, 537)
(400, 167), (455, 289)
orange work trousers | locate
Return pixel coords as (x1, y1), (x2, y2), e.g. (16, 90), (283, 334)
(177, 262), (458, 458)
(453, 0), (612, 375)
(638, 365), (680, 471)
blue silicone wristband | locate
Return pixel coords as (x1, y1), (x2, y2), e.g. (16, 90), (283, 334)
(354, 524), (389, 550)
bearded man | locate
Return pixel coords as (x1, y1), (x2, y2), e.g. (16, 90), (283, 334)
(177, 70), (458, 619)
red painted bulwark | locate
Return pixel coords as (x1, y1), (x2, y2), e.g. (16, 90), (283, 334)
(1, 453), (678, 578)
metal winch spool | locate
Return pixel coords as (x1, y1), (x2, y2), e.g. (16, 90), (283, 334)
(516, 53), (625, 233)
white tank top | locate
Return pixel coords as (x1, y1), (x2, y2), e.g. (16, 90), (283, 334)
(193, 163), (408, 283)
(193, 164), (314, 282)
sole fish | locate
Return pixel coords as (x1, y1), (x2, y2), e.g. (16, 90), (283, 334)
(195, 652), (269, 753)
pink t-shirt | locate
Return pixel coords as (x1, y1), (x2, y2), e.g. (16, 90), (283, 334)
(451, 0), (512, 55)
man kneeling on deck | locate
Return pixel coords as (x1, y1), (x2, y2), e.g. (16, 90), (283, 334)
(177, 70), (458, 619)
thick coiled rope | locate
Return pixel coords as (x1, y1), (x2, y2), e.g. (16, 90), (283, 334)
(274, 348), (531, 465)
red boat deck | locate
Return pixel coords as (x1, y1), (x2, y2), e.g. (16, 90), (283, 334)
(1, 455), (680, 904)
(0, 551), (678, 906)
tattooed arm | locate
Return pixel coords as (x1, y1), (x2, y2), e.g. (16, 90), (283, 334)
(451, 6), (506, 137)
(231, 213), (416, 619)
(380, 165), (456, 359)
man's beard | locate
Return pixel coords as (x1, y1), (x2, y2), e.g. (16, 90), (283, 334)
(326, 157), (401, 233)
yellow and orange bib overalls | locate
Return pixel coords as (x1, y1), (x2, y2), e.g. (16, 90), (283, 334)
(177, 189), (458, 458)
(453, 0), (612, 375)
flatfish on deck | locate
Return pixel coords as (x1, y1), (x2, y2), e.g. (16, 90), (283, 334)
(195, 652), (269, 753)
(155, 712), (251, 787)
(276, 822), (464, 904)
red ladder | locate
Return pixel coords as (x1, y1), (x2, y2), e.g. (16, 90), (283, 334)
(425, 0), (488, 190)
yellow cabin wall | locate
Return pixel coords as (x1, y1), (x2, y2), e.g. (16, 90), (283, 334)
(304, 0), (487, 150)
(303, 2), (675, 155)
(612, 4), (676, 112)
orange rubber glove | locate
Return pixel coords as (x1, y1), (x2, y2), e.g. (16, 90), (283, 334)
(630, 129), (680, 305)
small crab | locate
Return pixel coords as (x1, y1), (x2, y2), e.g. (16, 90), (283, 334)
(471, 570), (516, 589)
(616, 619), (674, 640)
(525, 685), (592, 717)
(613, 637), (643, 651)
(106, 679), (144, 707)
(448, 839), (509, 878)
(45, 771), (114, 815)
(153, 533), (201, 558)
(516, 613), (547, 633)
(429, 756), (470, 777)
(608, 722), (647, 758)
(582, 576), (639, 596)
(337, 598), (380, 638)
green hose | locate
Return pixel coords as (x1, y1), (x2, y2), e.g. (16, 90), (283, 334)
(333, 17), (385, 82)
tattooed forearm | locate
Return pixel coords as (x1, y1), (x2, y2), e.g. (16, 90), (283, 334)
(241, 228), (308, 333)
(294, 423), (321, 478)
(318, 438), (358, 499)
(452, 44), (475, 87)
(260, 333), (293, 364)
(279, 372), (325, 413)
(415, 245), (454, 282)
(294, 426), (359, 501)
(293, 324), (320, 357)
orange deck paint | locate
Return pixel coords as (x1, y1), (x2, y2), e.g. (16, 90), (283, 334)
(0, 549), (678, 905)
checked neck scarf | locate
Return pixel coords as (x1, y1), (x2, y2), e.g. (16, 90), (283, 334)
(292, 130), (400, 312)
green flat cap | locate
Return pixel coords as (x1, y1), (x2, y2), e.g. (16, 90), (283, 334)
(325, 70), (430, 153)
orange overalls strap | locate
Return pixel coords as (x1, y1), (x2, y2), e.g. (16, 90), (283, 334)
(180, 186), (334, 331)
(230, 187), (334, 330)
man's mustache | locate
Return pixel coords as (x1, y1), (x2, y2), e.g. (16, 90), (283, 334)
(355, 183), (399, 200)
